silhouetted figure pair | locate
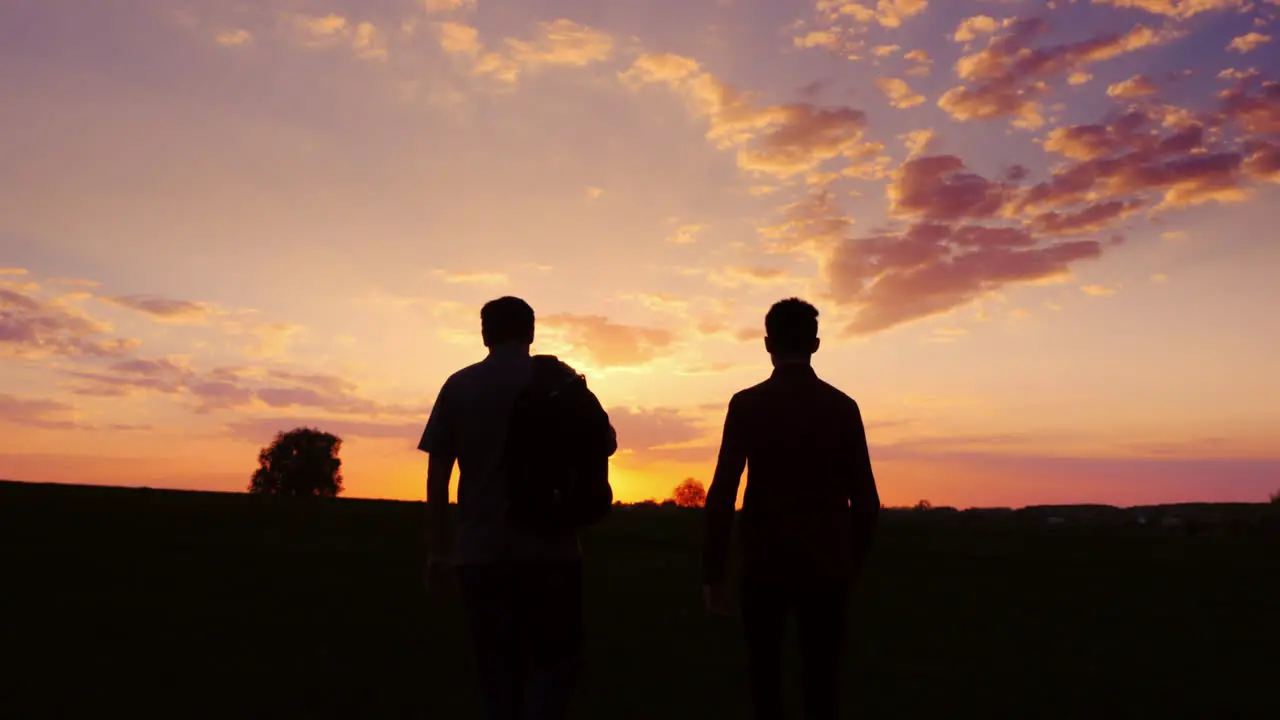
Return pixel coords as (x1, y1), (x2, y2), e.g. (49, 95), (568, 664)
(419, 296), (878, 720)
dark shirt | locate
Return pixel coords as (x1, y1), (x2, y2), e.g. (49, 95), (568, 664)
(702, 364), (879, 585)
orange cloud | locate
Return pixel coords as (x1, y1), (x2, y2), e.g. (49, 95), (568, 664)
(1080, 284), (1116, 296)
(828, 222), (1103, 335)
(666, 224), (707, 244)
(101, 294), (214, 324)
(540, 314), (676, 367)
(888, 155), (1012, 221)
(952, 15), (1007, 43)
(939, 18), (1183, 128)
(433, 269), (509, 285)
(440, 18), (613, 85)
(1091, 0), (1246, 20)
(1228, 32), (1271, 53)
(872, 44), (901, 57)
(875, 77), (926, 108)
(214, 29), (252, 46)
(1107, 74), (1159, 98)
(622, 53), (871, 179)
(904, 48), (933, 76)
(0, 393), (83, 430)
(707, 266), (802, 289)
(424, 0), (475, 12)
(1218, 76), (1280, 135)
(0, 287), (136, 359)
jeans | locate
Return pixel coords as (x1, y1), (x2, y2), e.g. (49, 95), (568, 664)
(741, 575), (850, 720)
(457, 560), (584, 720)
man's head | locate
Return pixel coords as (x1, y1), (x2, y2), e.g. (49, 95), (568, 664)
(764, 298), (820, 363)
(480, 296), (535, 349)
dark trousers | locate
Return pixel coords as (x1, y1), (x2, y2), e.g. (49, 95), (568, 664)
(741, 575), (850, 720)
(457, 560), (584, 720)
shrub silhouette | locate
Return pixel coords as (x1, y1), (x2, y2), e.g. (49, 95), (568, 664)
(248, 427), (344, 497)
(1271, 490), (1279, 505)
(671, 478), (707, 509)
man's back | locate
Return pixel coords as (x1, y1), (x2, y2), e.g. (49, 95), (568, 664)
(703, 364), (879, 585)
(420, 346), (579, 565)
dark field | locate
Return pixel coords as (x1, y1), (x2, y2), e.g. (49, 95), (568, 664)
(1, 481), (1277, 719)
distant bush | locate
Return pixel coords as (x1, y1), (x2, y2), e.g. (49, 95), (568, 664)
(248, 427), (343, 498)
(914, 499), (933, 512)
(1271, 490), (1279, 505)
(671, 478), (707, 509)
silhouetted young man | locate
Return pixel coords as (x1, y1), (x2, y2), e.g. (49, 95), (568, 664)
(420, 297), (584, 720)
(703, 298), (880, 720)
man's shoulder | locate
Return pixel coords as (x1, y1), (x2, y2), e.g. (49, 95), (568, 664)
(814, 375), (861, 414)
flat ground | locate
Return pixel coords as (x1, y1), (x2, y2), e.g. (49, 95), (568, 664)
(1, 481), (1277, 718)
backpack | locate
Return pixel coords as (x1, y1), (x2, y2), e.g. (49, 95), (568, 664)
(504, 355), (617, 537)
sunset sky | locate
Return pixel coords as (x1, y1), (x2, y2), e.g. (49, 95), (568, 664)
(3, 0), (1279, 508)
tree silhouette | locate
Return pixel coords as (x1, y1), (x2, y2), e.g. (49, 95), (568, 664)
(671, 478), (707, 508)
(914, 499), (933, 512)
(1271, 490), (1279, 505)
(248, 427), (344, 497)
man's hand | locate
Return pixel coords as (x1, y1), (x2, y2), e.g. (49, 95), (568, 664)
(424, 555), (455, 594)
(703, 583), (735, 617)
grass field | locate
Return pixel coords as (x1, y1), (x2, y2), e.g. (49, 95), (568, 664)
(2, 480), (1277, 718)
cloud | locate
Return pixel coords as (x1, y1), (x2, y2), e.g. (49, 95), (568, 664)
(0, 268), (28, 276)
(1218, 76), (1280, 135)
(215, 29), (252, 46)
(666, 224), (707, 244)
(228, 321), (306, 360)
(0, 394), (82, 430)
(828, 222), (1104, 335)
(938, 18), (1184, 128)
(758, 189), (856, 254)
(540, 314), (676, 367)
(626, 293), (691, 314)
(101, 294), (214, 324)
(1106, 74), (1159, 98)
(888, 155), (1013, 221)
(621, 53), (872, 180)
(872, 44), (901, 57)
(953, 15), (1008, 43)
(433, 269), (509, 285)
(904, 48), (933, 76)
(707, 266), (802, 289)
(1244, 140), (1280, 182)
(424, 0), (475, 12)
(585, 186), (605, 199)
(900, 129), (937, 157)
(1028, 200), (1144, 235)
(607, 406), (706, 452)
(1017, 107), (1259, 213)
(1081, 284), (1117, 295)
(439, 21), (481, 54)
(875, 77), (926, 108)
(1090, 0), (1247, 21)
(1228, 32), (1271, 53)
(287, 13), (386, 61)
(1, 287), (137, 359)
(440, 18), (613, 85)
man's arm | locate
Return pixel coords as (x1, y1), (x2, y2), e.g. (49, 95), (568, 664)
(847, 401), (880, 574)
(419, 381), (458, 562)
(425, 452), (456, 561)
(702, 394), (747, 587)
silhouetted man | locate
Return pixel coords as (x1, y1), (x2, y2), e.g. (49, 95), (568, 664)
(703, 298), (880, 720)
(421, 296), (611, 720)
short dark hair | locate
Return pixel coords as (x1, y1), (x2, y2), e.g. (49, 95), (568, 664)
(480, 296), (535, 346)
(765, 298), (819, 356)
